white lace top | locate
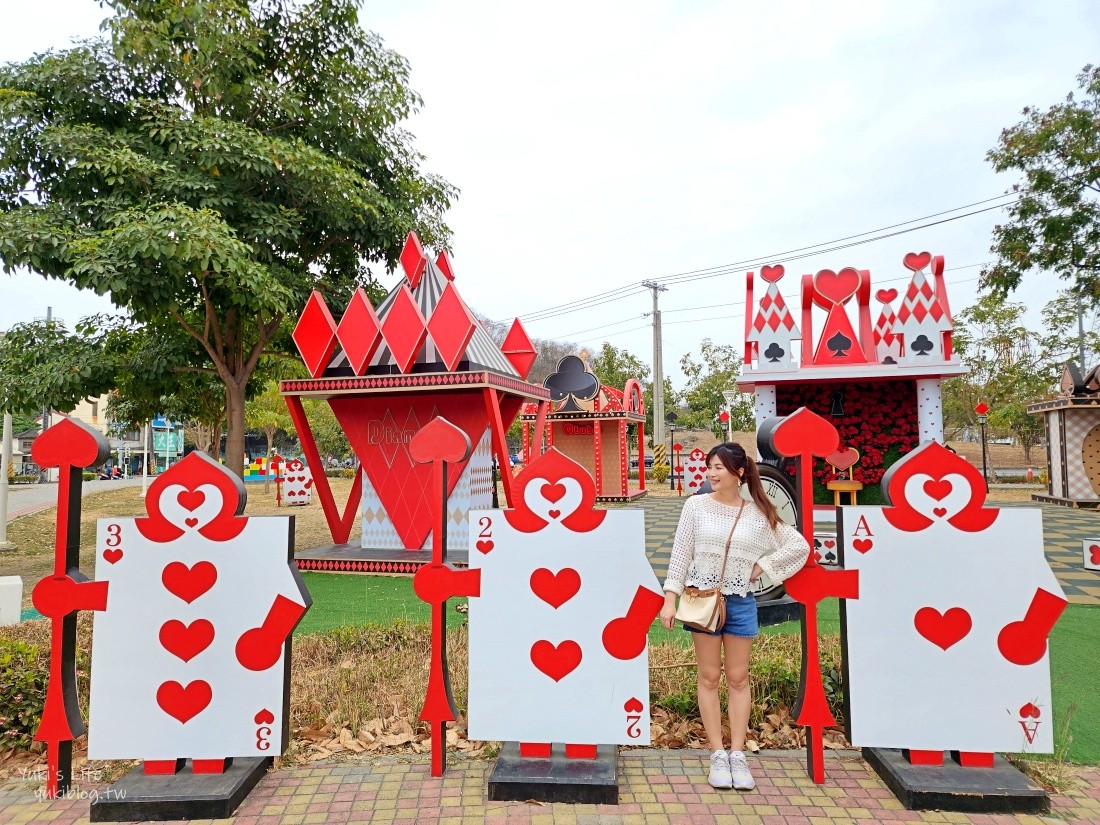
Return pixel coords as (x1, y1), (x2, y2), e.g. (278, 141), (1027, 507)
(663, 494), (810, 597)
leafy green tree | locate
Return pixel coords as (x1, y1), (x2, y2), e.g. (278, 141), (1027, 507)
(0, 0), (454, 476)
(1038, 289), (1100, 370)
(0, 318), (118, 416)
(679, 339), (752, 437)
(588, 342), (649, 392)
(983, 65), (1100, 299)
(941, 293), (1055, 462)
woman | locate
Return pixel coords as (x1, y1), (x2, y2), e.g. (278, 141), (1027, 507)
(659, 443), (809, 791)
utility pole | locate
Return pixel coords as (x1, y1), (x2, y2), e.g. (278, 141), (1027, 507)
(642, 281), (668, 448)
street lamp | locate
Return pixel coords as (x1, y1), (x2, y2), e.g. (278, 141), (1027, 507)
(666, 412), (678, 492)
(975, 402), (990, 492)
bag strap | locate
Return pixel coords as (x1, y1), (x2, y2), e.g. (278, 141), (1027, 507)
(715, 500), (745, 593)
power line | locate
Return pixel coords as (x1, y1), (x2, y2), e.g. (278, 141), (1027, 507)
(513, 195), (1016, 324)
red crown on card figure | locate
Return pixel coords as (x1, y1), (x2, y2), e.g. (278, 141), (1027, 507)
(880, 442), (997, 533)
(137, 452), (249, 542)
(503, 448), (606, 533)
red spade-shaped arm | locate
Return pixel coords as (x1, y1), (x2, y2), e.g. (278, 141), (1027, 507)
(768, 407), (856, 785)
(29, 419), (111, 799)
(409, 418), (480, 777)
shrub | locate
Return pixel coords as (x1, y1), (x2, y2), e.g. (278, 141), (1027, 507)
(12, 475), (38, 484)
(651, 464), (670, 484)
(0, 639), (48, 750)
(83, 472), (96, 481)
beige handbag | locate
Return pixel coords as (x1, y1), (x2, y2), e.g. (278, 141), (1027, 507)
(675, 502), (744, 632)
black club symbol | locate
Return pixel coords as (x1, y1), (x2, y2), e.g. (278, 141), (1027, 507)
(544, 355), (600, 412)
(764, 343), (785, 363)
(910, 334), (934, 356)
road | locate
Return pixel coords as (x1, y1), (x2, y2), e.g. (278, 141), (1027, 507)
(3, 476), (146, 522)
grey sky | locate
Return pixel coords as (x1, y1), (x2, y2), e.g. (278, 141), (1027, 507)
(2, 0), (1098, 389)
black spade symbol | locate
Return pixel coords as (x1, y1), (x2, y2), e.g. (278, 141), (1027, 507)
(544, 355), (600, 412)
(824, 551), (837, 563)
(764, 342), (785, 363)
(826, 331), (853, 357)
(910, 334), (934, 356)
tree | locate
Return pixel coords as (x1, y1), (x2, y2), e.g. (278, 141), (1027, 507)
(1038, 289), (1100, 370)
(588, 342), (649, 393)
(0, 318), (118, 416)
(941, 293), (1055, 462)
(0, 0), (454, 477)
(245, 380), (292, 492)
(679, 339), (753, 437)
(983, 65), (1100, 299)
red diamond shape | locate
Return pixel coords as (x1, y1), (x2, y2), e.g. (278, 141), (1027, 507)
(337, 288), (383, 375)
(427, 283), (476, 371)
(501, 318), (537, 379)
(293, 291), (337, 377)
(400, 231), (427, 289)
(381, 284), (428, 373)
(435, 250), (456, 281)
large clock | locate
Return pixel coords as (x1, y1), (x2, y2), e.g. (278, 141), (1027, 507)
(746, 463), (800, 600)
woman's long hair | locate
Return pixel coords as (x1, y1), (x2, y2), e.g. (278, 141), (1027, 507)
(706, 442), (781, 530)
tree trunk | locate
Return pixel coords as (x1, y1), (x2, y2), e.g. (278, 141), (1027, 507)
(224, 380), (248, 478)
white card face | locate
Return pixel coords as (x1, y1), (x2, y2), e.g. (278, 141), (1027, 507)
(467, 450), (662, 746)
(842, 501), (1065, 755)
(88, 453), (307, 761)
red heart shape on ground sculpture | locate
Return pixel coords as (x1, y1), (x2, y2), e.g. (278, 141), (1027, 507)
(923, 479), (952, 500)
(159, 619), (215, 662)
(541, 482), (568, 504)
(255, 708), (276, 725)
(530, 640), (582, 682)
(770, 407), (840, 459)
(624, 697), (644, 713)
(32, 417), (109, 469)
(903, 252), (932, 272)
(760, 265), (784, 283)
(814, 267), (861, 305)
(914, 607), (971, 651)
(530, 567), (581, 609)
(162, 561), (217, 603)
(156, 680), (212, 724)
(177, 489), (206, 512)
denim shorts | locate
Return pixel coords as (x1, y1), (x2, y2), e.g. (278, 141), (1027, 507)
(684, 592), (758, 638)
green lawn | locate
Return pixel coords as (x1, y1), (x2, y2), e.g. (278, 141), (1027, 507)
(296, 574), (1098, 764)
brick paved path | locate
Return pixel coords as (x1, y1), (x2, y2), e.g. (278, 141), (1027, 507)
(1, 751), (1098, 824)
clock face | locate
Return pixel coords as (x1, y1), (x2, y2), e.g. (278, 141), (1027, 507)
(751, 465), (800, 600)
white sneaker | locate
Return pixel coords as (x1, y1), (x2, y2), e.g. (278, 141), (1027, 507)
(708, 750), (733, 789)
(728, 750), (755, 791)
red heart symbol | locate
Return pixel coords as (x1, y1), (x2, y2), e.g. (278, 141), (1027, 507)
(530, 567), (581, 609)
(548, 509), (561, 519)
(254, 708), (275, 725)
(933, 507), (947, 517)
(1019, 703), (1041, 719)
(159, 619), (214, 662)
(876, 288), (898, 303)
(409, 417), (472, 464)
(903, 252), (932, 272)
(824, 540), (835, 549)
(542, 482), (568, 504)
(157, 680), (212, 724)
(826, 447), (859, 471)
(814, 267), (861, 305)
(103, 548), (123, 564)
(476, 539), (494, 554)
(760, 264), (784, 283)
(161, 561), (217, 603)
(530, 640), (582, 682)
(177, 489), (206, 512)
(853, 538), (873, 554)
(1090, 545), (1100, 565)
(185, 517), (199, 528)
(914, 607), (971, 651)
(923, 479), (952, 500)
(623, 697), (644, 713)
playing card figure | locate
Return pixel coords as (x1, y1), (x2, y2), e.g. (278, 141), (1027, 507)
(467, 449), (663, 751)
(840, 442), (1067, 761)
(683, 447), (707, 494)
(282, 457), (314, 506)
(86, 452), (310, 771)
